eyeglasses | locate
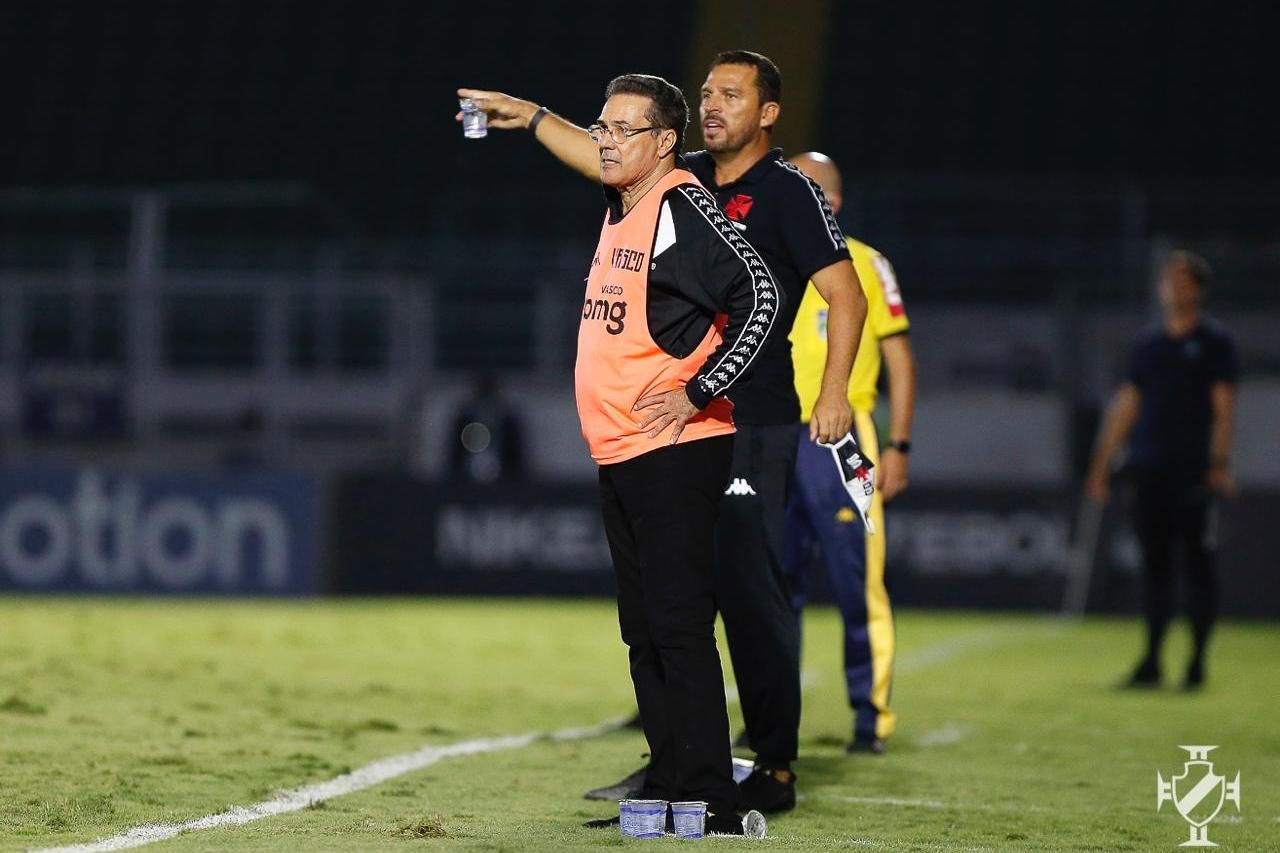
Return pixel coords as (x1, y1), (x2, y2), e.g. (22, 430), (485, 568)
(587, 123), (660, 145)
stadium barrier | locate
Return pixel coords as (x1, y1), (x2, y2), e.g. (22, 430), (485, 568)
(331, 474), (613, 597)
(331, 474), (1280, 618)
(0, 466), (319, 595)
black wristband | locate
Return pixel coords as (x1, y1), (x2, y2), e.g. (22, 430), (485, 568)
(527, 106), (548, 133)
(886, 440), (912, 454)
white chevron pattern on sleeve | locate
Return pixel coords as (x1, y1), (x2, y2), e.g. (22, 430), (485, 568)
(676, 184), (779, 400)
(775, 159), (845, 251)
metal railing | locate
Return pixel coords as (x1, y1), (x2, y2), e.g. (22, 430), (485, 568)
(1, 181), (1276, 480)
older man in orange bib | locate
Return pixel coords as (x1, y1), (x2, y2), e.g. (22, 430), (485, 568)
(574, 74), (780, 833)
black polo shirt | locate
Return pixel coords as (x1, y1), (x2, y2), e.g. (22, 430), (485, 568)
(1127, 318), (1239, 475)
(683, 148), (850, 425)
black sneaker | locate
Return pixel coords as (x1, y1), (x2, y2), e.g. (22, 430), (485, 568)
(583, 765), (647, 801)
(705, 808), (767, 837)
(846, 735), (886, 755)
(1125, 658), (1161, 688)
(1184, 659), (1205, 690)
(738, 765), (796, 814)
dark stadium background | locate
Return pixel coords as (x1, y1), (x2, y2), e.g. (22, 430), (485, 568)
(0, 0), (1277, 613)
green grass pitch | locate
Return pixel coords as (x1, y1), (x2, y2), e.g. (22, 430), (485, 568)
(1, 598), (1277, 851)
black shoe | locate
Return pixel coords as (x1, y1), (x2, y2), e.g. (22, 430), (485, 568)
(738, 765), (796, 814)
(1184, 660), (1205, 690)
(705, 809), (767, 837)
(583, 765), (647, 801)
(846, 735), (886, 755)
(1125, 659), (1161, 688)
(704, 810), (742, 835)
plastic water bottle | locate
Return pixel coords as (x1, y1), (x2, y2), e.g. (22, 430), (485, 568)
(459, 98), (487, 139)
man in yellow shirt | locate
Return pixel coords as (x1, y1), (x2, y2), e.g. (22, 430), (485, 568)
(784, 153), (917, 754)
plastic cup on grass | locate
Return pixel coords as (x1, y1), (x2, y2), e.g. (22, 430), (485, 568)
(671, 801), (707, 839)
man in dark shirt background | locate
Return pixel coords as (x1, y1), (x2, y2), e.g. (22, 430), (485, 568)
(1086, 250), (1239, 689)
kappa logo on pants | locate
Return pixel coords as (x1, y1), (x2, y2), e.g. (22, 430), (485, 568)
(724, 478), (758, 496)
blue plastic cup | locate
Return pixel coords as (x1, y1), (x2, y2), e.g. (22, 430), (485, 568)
(671, 801), (707, 839)
(458, 98), (488, 139)
(619, 798), (667, 838)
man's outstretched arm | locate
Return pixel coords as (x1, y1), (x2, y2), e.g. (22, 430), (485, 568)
(456, 88), (599, 180)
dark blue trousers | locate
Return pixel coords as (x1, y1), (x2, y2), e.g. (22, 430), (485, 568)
(783, 417), (896, 741)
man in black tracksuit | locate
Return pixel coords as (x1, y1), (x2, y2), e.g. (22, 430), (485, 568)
(679, 149), (854, 804)
(459, 50), (867, 813)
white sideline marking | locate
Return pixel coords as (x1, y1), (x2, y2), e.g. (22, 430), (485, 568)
(30, 717), (631, 853)
(809, 791), (1050, 816)
(894, 625), (1039, 675)
(813, 794), (948, 809)
(835, 839), (994, 852)
(33, 624), (1026, 852)
(809, 791), (1051, 817)
(913, 722), (974, 748)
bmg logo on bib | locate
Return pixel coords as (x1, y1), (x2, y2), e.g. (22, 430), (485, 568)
(584, 297), (627, 335)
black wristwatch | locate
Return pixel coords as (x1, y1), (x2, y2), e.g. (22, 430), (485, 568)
(885, 440), (911, 454)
